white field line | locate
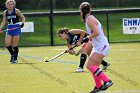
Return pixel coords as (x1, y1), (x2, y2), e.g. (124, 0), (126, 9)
(53, 48), (65, 51)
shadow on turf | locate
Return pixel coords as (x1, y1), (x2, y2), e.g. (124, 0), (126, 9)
(18, 62), (36, 64)
(71, 71), (89, 73)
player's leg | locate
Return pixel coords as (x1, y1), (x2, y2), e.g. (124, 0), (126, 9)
(101, 60), (110, 70)
(5, 35), (14, 62)
(76, 42), (91, 72)
(84, 42), (92, 56)
(87, 46), (113, 92)
(76, 50), (87, 72)
(87, 52), (104, 92)
(12, 36), (20, 63)
(85, 41), (110, 70)
(10, 24), (21, 63)
(87, 53), (113, 92)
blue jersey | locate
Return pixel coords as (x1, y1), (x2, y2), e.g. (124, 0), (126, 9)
(67, 32), (87, 45)
(6, 8), (21, 36)
(6, 8), (19, 24)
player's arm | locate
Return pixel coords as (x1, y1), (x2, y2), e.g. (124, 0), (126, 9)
(69, 29), (85, 46)
(15, 9), (25, 27)
(66, 41), (75, 55)
(67, 42), (72, 49)
(0, 11), (7, 30)
(87, 17), (99, 39)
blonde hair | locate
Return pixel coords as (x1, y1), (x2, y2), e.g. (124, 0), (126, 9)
(6, 0), (16, 5)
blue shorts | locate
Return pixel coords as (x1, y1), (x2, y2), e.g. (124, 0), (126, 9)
(6, 24), (21, 36)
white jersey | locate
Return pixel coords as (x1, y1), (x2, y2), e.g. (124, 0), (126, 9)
(85, 15), (110, 56)
(85, 15), (109, 47)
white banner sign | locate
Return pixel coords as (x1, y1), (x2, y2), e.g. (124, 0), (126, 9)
(123, 18), (140, 34)
(21, 22), (34, 32)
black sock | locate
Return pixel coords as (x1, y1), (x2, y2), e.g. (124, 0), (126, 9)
(101, 60), (108, 66)
(79, 54), (87, 68)
(13, 46), (19, 60)
(6, 45), (14, 55)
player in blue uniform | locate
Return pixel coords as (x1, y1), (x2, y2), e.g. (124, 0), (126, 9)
(0, 0), (25, 63)
(56, 27), (110, 72)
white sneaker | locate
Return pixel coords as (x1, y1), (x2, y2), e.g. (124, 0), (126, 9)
(75, 67), (84, 72)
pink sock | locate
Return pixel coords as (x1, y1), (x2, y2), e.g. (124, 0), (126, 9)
(93, 75), (102, 88)
(89, 65), (102, 88)
(100, 72), (109, 82)
(89, 65), (109, 82)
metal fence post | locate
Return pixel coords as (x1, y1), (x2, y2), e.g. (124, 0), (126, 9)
(106, 12), (110, 43)
(49, 0), (54, 46)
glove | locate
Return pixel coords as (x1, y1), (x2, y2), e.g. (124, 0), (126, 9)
(20, 23), (24, 28)
(82, 37), (89, 43)
(68, 50), (75, 55)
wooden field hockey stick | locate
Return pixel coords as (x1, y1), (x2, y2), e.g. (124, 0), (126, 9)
(45, 45), (77, 62)
(0, 27), (20, 33)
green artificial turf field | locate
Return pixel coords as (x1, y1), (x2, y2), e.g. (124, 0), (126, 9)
(0, 43), (140, 93)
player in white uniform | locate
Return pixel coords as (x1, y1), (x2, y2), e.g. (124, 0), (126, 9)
(86, 15), (110, 56)
(79, 2), (113, 93)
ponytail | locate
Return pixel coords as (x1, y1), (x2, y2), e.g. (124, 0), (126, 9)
(80, 2), (90, 22)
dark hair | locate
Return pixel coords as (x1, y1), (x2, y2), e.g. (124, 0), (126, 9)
(79, 2), (90, 22)
(56, 27), (69, 37)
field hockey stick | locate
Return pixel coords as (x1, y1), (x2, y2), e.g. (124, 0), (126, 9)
(74, 48), (82, 56)
(74, 41), (85, 56)
(45, 45), (77, 62)
(0, 27), (20, 33)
